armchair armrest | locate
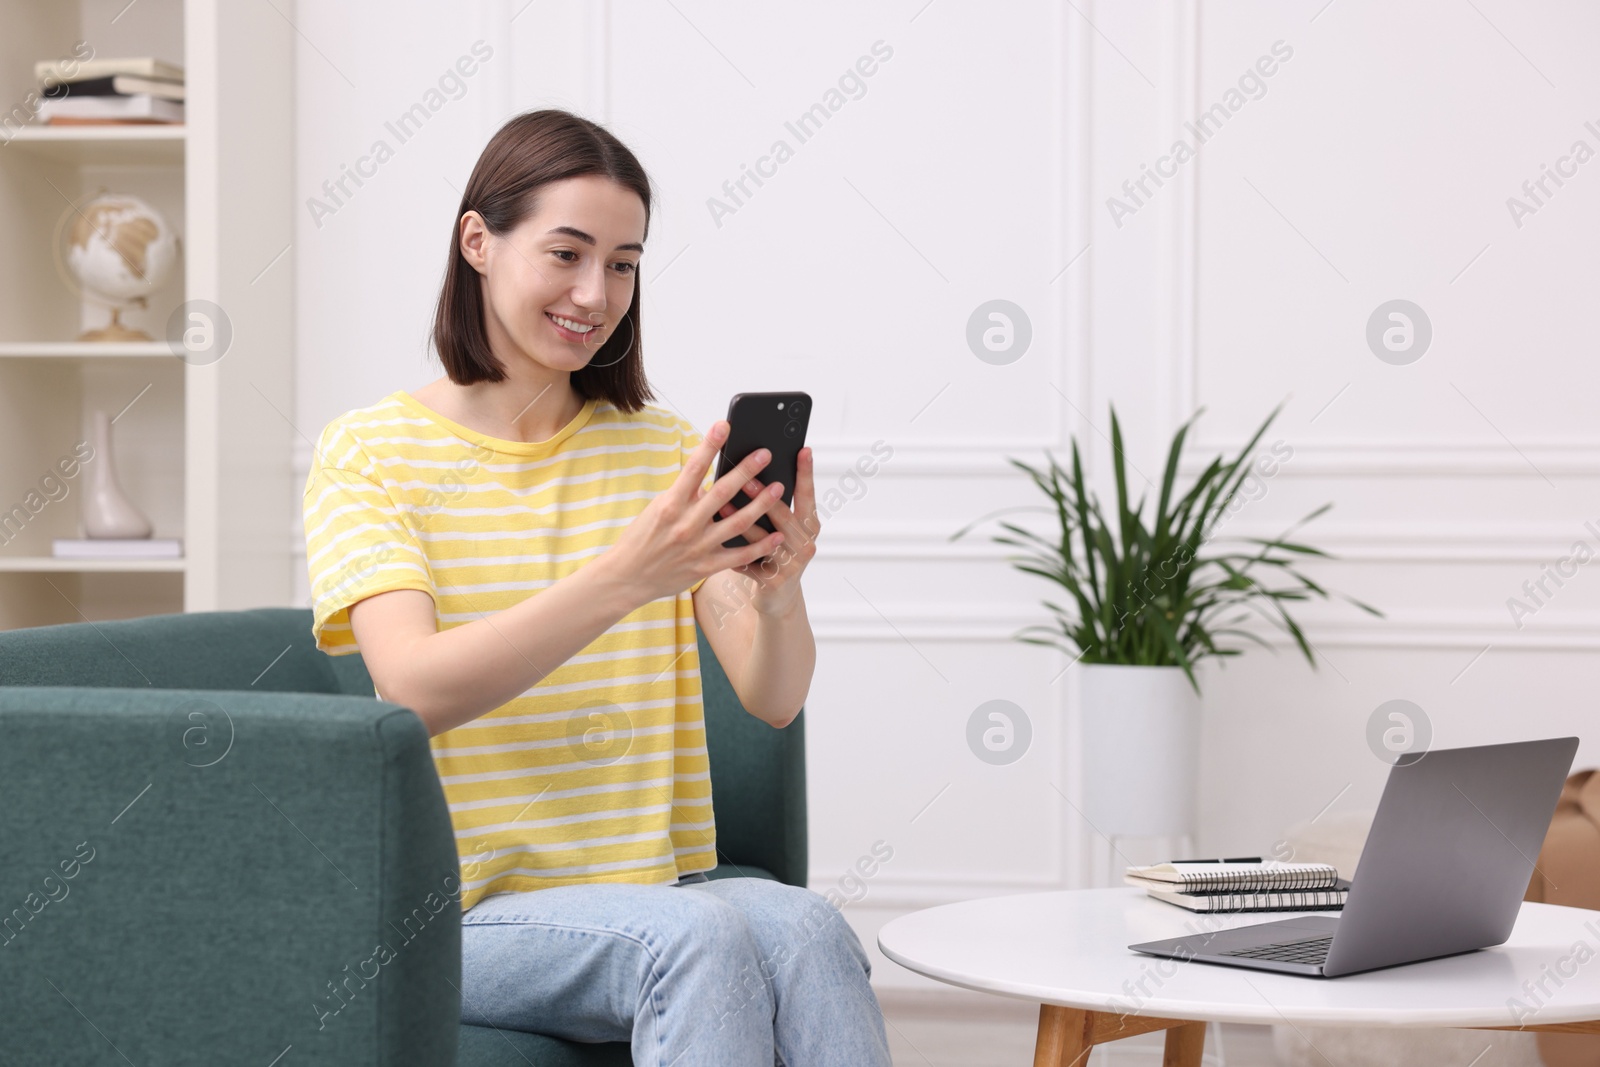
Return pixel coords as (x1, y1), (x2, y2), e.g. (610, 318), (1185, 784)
(0, 687), (461, 1067)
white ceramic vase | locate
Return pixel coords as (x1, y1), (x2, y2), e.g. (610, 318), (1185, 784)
(82, 408), (152, 539)
(1077, 663), (1199, 839)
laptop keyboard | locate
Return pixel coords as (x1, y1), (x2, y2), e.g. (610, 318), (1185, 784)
(1218, 936), (1333, 965)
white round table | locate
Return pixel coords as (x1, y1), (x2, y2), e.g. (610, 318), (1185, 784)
(878, 888), (1600, 1066)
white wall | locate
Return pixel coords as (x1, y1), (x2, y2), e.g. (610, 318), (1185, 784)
(292, 0), (1600, 991)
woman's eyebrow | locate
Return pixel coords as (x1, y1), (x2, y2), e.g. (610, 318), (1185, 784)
(546, 225), (643, 253)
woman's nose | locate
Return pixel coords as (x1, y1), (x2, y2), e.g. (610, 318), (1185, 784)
(571, 265), (608, 314)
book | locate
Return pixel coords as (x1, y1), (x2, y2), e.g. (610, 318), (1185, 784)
(1141, 879), (1351, 914)
(35, 57), (184, 85)
(33, 117), (184, 127)
(53, 538), (183, 559)
(37, 95), (184, 125)
(1124, 859), (1341, 892)
(41, 75), (185, 102)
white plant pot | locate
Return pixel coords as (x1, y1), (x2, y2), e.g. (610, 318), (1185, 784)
(1077, 663), (1199, 839)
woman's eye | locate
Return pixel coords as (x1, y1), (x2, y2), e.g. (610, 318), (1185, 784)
(550, 251), (635, 276)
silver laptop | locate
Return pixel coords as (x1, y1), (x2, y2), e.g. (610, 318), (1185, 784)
(1129, 737), (1578, 977)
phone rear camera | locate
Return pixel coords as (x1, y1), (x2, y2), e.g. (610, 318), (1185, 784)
(783, 421), (801, 439)
(787, 400), (805, 417)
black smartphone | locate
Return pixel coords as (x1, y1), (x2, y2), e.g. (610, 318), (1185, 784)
(712, 391), (811, 555)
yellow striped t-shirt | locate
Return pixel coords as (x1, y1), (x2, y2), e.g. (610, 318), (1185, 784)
(302, 390), (718, 911)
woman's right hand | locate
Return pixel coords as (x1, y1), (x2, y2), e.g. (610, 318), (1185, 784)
(601, 419), (788, 603)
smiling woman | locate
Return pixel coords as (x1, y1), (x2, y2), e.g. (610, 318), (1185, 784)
(300, 108), (881, 1066)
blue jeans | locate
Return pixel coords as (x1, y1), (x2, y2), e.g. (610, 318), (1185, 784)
(458, 872), (893, 1066)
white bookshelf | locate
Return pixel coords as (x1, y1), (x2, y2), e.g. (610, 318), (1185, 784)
(0, 557), (187, 573)
(0, 0), (293, 629)
(4, 124), (185, 164)
(0, 342), (173, 357)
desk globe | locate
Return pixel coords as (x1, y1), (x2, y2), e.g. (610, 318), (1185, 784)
(60, 192), (180, 342)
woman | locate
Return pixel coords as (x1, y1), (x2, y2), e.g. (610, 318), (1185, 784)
(302, 109), (891, 1064)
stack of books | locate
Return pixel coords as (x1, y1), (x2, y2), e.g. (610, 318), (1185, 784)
(33, 57), (185, 125)
(1125, 858), (1351, 913)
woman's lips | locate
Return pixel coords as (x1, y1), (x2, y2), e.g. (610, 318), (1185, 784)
(546, 312), (599, 343)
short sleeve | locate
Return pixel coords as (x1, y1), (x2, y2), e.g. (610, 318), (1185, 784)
(303, 426), (434, 655)
(682, 422), (718, 595)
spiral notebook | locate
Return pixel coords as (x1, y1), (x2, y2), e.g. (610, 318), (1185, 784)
(1125, 859), (1340, 892)
(1125, 859), (1347, 913)
(1138, 879), (1351, 913)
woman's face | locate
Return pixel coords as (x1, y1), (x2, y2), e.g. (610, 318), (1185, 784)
(465, 174), (646, 374)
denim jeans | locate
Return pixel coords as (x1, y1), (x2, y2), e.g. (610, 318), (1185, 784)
(458, 872), (893, 1066)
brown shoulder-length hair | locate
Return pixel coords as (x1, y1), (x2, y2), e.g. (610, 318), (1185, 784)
(431, 109), (655, 413)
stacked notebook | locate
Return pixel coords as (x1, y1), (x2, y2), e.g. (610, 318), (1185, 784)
(1125, 859), (1350, 913)
(33, 57), (185, 125)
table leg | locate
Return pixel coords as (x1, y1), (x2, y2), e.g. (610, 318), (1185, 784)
(1033, 1005), (1092, 1067)
(1033, 1005), (1207, 1066)
(1162, 1020), (1207, 1067)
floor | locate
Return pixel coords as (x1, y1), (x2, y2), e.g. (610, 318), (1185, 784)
(878, 990), (1278, 1066)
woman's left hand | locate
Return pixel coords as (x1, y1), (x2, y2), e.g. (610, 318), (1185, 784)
(715, 446), (819, 615)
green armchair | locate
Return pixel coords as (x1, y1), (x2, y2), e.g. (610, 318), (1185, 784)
(0, 607), (807, 1066)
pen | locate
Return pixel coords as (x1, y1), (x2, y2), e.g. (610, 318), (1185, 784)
(1174, 856), (1263, 864)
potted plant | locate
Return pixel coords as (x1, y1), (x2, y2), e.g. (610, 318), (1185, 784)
(950, 403), (1380, 843)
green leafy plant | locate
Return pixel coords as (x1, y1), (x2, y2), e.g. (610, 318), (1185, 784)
(950, 403), (1381, 693)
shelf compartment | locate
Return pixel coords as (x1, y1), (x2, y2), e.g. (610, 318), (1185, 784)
(1, 125), (186, 166)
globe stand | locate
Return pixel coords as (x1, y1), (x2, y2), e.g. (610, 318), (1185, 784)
(79, 303), (153, 343)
